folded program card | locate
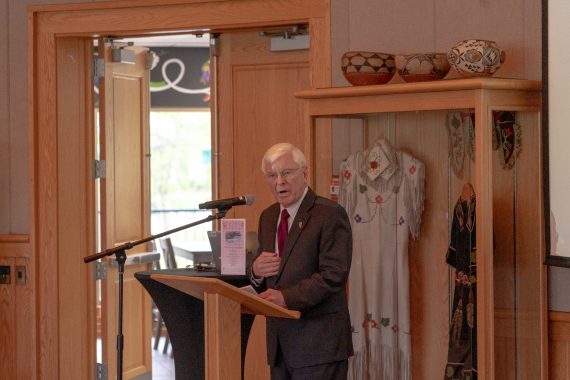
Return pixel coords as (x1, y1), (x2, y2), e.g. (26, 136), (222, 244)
(220, 219), (246, 275)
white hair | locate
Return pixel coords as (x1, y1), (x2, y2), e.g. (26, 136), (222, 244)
(261, 143), (306, 172)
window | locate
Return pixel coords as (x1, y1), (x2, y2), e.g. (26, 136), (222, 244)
(150, 111), (212, 258)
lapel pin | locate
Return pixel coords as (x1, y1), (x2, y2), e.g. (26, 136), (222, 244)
(298, 221), (303, 229)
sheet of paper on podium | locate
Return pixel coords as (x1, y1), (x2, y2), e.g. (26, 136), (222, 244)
(220, 219), (246, 275)
(240, 285), (258, 295)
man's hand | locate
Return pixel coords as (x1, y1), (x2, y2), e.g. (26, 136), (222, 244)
(259, 288), (287, 308)
(252, 251), (281, 278)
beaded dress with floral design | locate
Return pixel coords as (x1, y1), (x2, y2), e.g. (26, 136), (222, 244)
(339, 139), (425, 380)
(444, 192), (477, 380)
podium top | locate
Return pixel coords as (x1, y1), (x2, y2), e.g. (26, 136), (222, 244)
(149, 272), (300, 319)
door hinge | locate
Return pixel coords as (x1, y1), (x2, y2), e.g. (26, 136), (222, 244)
(93, 57), (105, 78)
(95, 261), (107, 280)
(210, 34), (220, 57)
(93, 159), (106, 179)
(95, 362), (108, 380)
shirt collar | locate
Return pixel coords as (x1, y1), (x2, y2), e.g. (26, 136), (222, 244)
(280, 186), (308, 221)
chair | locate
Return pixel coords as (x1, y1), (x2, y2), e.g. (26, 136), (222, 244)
(153, 238), (178, 354)
(160, 237), (178, 270)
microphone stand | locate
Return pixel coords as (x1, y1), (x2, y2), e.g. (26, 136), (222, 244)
(84, 208), (229, 380)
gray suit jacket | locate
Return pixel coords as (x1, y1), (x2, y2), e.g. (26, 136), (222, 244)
(251, 188), (354, 368)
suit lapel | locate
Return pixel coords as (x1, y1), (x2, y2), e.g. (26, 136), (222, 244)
(262, 204), (280, 253)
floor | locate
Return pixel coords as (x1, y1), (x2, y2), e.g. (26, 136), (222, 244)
(151, 336), (176, 379)
(123, 336), (176, 380)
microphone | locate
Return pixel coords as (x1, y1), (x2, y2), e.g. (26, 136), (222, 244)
(199, 194), (255, 210)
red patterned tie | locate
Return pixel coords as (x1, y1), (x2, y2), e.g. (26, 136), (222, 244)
(277, 209), (290, 255)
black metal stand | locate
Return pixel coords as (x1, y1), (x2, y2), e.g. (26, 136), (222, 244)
(84, 209), (229, 380)
(115, 249), (126, 379)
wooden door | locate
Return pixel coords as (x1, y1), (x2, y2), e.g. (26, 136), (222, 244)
(215, 30), (310, 380)
(98, 39), (153, 379)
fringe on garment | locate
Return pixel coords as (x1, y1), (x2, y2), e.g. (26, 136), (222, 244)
(348, 344), (411, 380)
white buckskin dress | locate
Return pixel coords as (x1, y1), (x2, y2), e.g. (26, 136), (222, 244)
(339, 138), (424, 380)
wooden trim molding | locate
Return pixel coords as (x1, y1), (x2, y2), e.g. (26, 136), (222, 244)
(0, 234), (31, 257)
(549, 311), (570, 379)
(550, 310), (570, 338)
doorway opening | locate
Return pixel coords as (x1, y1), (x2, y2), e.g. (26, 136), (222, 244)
(93, 33), (214, 379)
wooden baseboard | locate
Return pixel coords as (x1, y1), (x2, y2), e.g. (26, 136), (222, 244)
(549, 311), (570, 379)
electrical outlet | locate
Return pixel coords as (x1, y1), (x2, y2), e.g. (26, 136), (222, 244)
(0, 265), (10, 284)
(15, 266), (26, 285)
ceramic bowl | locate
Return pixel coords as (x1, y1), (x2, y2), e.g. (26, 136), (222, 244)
(395, 53), (451, 82)
(341, 51), (396, 85)
(447, 39), (506, 77)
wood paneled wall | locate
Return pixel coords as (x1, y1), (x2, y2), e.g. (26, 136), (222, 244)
(330, 0), (541, 87)
(0, 0), (42, 234)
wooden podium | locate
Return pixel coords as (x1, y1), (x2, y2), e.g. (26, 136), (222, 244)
(136, 269), (299, 380)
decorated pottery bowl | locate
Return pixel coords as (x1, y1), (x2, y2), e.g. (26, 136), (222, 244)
(447, 39), (506, 78)
(395, 53), (450, 82)
(341, 51), (396, 86)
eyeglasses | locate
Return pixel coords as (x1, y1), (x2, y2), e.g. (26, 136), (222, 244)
(263, 166), (305, 182)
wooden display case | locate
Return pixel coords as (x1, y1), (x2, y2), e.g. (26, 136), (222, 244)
(296, 78), (547, 380)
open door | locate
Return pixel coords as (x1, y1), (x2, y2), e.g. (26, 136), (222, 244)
(98, 38), (153, 379)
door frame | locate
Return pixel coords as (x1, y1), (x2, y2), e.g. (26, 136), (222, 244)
(28, 0), (331, 378)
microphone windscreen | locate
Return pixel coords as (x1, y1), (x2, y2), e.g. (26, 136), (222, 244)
(245, 194), (255, 206)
